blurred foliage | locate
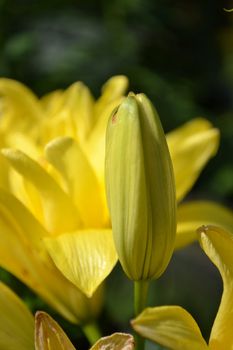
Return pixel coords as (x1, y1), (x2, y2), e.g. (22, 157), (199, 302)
(0, 1), (233, 349)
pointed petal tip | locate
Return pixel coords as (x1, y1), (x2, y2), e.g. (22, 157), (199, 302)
(1, 147), (12, 156)
(1, 147), (23, 160)
(90, 332), (135, 350)
(44, 230), (117, 298)
(196, 225), (210, 235)
(45, 136), (74, 151)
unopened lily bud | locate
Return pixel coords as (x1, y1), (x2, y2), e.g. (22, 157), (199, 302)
(105, 93), (176, 281)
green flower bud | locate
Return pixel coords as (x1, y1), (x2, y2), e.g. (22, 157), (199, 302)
(105, 93), (176, 281)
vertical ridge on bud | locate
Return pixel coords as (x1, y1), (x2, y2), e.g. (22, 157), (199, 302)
(105, 93), (176, 281)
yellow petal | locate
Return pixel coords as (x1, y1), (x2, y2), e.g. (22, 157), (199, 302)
(0, 282), (34, 350)
(0, 188), (103, 324)
(131, 306), (208, 350)
(44, 230), (118, 297)
(84, 76), (128, 185)
(94, 75), (128, 118)
(62, 82), (95, 141)
(166, 118), (220, 203)
(6, 132), (41, 159)
(0, 78), (42, 132)
(35, 311), (76, 350)
(0, 149), (10, 190)
(2, 148), (80, 233)
(40, 89), (64, 115)
(198, 225), (233, 350)
(176, 201), (233, 249)
(90, 333), (134, 350)
(45, 137), (106, 228)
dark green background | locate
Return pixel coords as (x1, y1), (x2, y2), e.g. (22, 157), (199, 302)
(0, 1), (233, 348)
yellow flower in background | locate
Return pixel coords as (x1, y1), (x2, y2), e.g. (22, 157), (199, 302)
(132, 225), (233, 350)
(0, 281), (134, 350)
(166, 117), (233, 248)
(0, 75), (233, 303)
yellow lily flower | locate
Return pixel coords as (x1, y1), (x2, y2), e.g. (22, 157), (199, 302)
(131, 225), (233, 350)
(0, 281), (134, 350)
(0, 76), (232, 302)
(0, 76), (127, 321)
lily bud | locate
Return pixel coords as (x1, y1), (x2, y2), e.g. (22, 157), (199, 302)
(105, 93), (176, 281)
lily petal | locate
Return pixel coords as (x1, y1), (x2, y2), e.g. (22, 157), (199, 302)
(1, 148), (80, 233)
(198, 225), (233, 350)
(0, 148), (10, 189)
(176, 201), (233, 249)
(0, 282), (34, 350)
(44, 230), (118, 297)
(40, 89), (64, 115)
(35, 311), (76, 350)
(45, 137), (106, 228)
(0, 188), (103, 324)
(131, 306), (208, 350)
(90, 333), (134, 350)
(94, 75), (128, 118)
(0, 78), (42, 132)
(62, 82), (95, 141)
(166, 118), (220, 203)
(85, 76), (128, 186)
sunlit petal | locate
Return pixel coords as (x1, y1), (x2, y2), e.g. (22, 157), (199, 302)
(176, 201), (233, 249)
(35, 311), (76, 350)
(45, 137), (106, 228)
(2, 148), (80, 233)
(62, 81), (95, 141)
(94, 75), (128, 118)
(40, 89), (64, 115)
(0, 282), (34, 350)
(198, 225), (233, 350)
(131, 306), (208, 350)
(6, 132), (40, 158)
(0, 148), (10, 189)
(44, 230), (118, 297)
(85, 76), (128, 184)
(0, 188), (103, 324)
(0, 78), (42, 132)
(167, 118), (219, 202)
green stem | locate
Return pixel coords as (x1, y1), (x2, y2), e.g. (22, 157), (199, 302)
(82, 322), (102, 345)
(134, 281), (149, 350)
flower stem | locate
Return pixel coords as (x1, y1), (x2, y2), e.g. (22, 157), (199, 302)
(82, 321), (102, 345)
(134, 280), (149, 350)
